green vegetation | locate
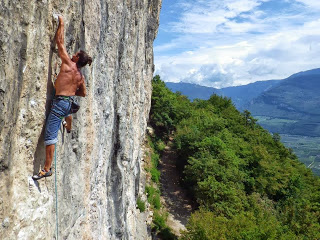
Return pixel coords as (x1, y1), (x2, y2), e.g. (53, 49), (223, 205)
(137, 197), (146, 212)
(150, 75), (320, 239)
(252, 118), (320, 176)
(153, 212), (176, 240)
(150, 152), (161, 183)
(145, 185), (161, 210)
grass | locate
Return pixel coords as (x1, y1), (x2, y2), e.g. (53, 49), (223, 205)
(137, 197), (146, 212)
(151, 152), (160, 167)
(145, 185), (161, 210)
(151, 168), (160, 183)
(156, 139), (166, 152)
(153, 212), (177, 240)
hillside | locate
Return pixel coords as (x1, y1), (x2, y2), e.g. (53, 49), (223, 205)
(165, 73), (320, 136)
(220, 80), (282, 109)
(245, 69), (320, 174)
(246, 69), (320, 137)
(151, 75), (320, 239)
(164, 69), (320, 175)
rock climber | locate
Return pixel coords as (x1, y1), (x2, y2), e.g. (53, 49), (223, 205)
(33, 16), (92, 180)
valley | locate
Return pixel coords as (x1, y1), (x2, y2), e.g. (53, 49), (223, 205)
(254, 116), (320, 174)
(280, 134), (320, 176)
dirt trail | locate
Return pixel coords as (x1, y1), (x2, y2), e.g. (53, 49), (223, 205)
(159, 140), (195, 236)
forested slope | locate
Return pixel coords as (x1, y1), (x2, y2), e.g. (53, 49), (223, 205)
(150, 75), (320, 239)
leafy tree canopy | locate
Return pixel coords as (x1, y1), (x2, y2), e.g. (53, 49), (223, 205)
(150, 76), (320, 239)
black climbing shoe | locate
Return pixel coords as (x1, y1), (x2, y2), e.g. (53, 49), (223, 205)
(32, 169), (52, 180)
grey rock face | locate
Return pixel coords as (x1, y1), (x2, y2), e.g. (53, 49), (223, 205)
(0, 0), (161, 239)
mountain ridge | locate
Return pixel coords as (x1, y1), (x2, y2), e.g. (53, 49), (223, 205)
(165, 68), (320, 117)
(165, 78), (282, 109)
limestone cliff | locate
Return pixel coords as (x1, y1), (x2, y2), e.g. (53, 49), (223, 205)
(0, 0), (161, 239)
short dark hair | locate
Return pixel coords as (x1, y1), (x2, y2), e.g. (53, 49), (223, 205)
(76, 50), (92, 68)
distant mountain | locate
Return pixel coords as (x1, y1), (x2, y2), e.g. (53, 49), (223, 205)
(165, 82), (219, 101)
(287, 68), (320, 79)
(219, 80), (282, 109)
(165, 80), (282, 109)
(246, 68), (320, 137)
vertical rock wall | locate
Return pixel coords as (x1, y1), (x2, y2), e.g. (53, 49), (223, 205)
(0, 0), (161, 239)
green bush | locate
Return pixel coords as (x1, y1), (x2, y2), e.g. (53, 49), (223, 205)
(145, 185), (156, 203)
(153, 211), (166, 231)
(137, 197), (146, 212)
(145, 185), (161, 210)
(181, 208), (291, 240)
(151, 167), (160, 183)
(156, 139), (166, 152)
(153, 212), (177, 240)
(153, 193), (161, 210)
(151, 152), (160, 168)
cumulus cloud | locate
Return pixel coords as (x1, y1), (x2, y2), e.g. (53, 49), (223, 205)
(154, 0), (320, 87)
(170, 0), (266, 34)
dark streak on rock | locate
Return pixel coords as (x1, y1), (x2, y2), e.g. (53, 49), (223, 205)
(108, 111), (124, 238)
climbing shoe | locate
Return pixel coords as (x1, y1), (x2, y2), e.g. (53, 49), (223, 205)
(32, 169), (52, 180)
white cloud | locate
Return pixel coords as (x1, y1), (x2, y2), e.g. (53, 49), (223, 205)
(154, 0), (320, 88)
(169, 0), (269, 34)
(154, 42), (178, 52)
(295, 0), (320, 9)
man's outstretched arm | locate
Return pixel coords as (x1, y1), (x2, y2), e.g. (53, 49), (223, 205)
(56, 16), (70, 64)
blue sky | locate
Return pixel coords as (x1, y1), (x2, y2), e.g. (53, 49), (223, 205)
(154, 0), (320, 88)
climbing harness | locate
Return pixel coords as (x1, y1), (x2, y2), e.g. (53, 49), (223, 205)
(54, 143), (59, 240)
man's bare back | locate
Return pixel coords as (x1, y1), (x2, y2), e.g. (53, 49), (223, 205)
(55, 61), (84, 96)
(55, 16), (86, 97)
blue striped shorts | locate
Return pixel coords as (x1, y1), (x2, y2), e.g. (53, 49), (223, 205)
(44, 97), (72, 145)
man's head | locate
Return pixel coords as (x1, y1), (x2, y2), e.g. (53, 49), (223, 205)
(72, 50), (92, 68)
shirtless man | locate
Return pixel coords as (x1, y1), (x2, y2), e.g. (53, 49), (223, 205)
(33, 16), (92, 180)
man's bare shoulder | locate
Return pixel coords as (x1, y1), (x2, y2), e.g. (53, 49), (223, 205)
(62, 59), (79, 70)
(59, 61), (72, 72)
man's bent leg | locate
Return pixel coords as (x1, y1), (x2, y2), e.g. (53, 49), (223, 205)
(33, 99), (70, 180)
(44, 103), (63, 171)
(65, 115), (72, 132)
(44, 144), (55, 172)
